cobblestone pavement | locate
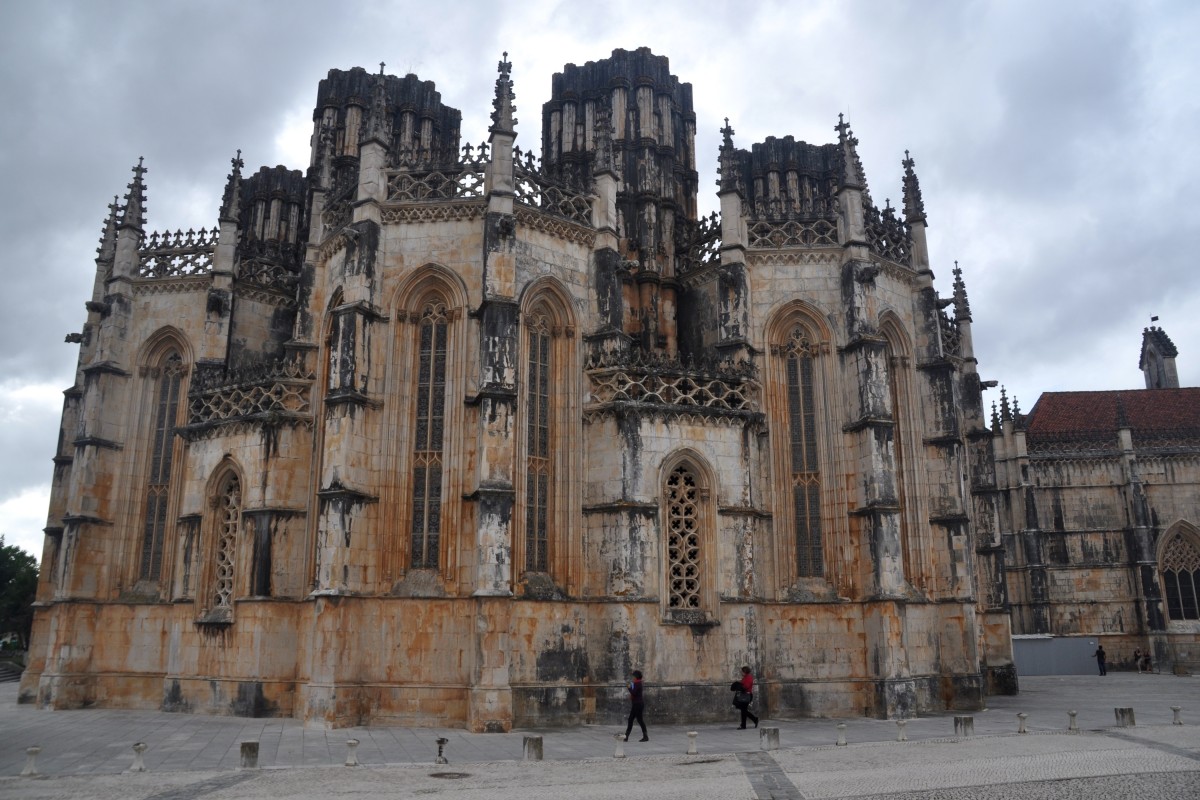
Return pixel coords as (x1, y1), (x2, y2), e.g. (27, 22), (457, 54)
(1, 673), (1197, 798)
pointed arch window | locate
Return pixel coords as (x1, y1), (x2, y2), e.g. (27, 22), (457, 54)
(139, 351), (184, 581)
(784, 327), (823, 577)
(666, 464), (703, 609)
(1162, 529), (1200, 621)
(524, 311), (552, 572)
(212, 473), (241, 611)
(411, 300), (448, 569)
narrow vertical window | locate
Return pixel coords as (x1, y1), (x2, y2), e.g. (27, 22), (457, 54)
(139, 351), (183, 581)
(666, 464), (701, 608)
(411, 301), (448, 569)
(213, 473), (241, 610)
(786, 328), (823, 577)
(886, 350), (913, 582)
(525, 313), (552, 572)
(1162, 530), (1200, 621)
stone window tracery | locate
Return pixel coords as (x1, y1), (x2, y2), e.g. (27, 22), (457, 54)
(785, 328), (824, 578)
(1161, 529), (1200, 621)
(411, 301), (448, 569)
(666, 464), (702, 609)
(212, 473), (241, 611)
(525, 312), (552, 573)
(139, 351), (183, 582)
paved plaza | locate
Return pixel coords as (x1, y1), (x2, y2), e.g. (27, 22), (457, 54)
(1, 672), (1198, 798)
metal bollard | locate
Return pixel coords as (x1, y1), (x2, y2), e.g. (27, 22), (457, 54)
(435, 737), (449, 765)
(896, 720), (908, 742)
(613, 733), (626, 759)
(128, 742), (148, 773)
(1114, 707), (1135, 728)
(760, 726), (780, 751)
(1067, 710), (1078, 732)
(20, 746), (41, 777)
(522, 735), (543, 762)
(1016, 712), (1028, 734)
(687, 731), (698, 755)
(345, 738), (360, 767)
(240, 741), (259, 769)
(836, 722), (847, 746)
(1171, 706), (1183, 726)
(953, 715), (974, 738)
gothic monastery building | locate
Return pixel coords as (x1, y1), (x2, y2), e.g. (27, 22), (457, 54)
(23, 49), (1018, 729)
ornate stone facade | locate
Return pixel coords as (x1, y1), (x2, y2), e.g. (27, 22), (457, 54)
(22, 49), (1015, 730)
(994, 328), (1200, 674)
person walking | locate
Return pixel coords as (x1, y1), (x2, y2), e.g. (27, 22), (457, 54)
(624, 670), (648, 742)
(732, 665), (759, 729)
(1094, 644), (1107, 676)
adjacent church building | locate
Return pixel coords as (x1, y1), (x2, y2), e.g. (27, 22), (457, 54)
(22, 48), (1018, 730)
(994, 327), (1200, 674)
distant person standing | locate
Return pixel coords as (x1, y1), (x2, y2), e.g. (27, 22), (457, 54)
(732, 666), (759, 729)
(623, 670), (648, 742)
(1141, 651), (1153, 674)
(1094, 644), (1107, 676)
(1133, 648), (1143, 673)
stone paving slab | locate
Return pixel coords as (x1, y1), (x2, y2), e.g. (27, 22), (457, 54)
(1, 673), (1197, 783)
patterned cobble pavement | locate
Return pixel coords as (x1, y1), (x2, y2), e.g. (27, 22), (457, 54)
(1, 673), (1197, 798)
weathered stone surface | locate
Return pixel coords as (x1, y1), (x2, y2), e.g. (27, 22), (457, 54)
(22, 49), (1013, 729)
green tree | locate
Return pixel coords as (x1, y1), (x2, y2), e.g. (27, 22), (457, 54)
(0, 536), (38, 650)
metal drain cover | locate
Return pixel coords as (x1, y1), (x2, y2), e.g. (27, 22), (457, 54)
(429, 772), (471, 779)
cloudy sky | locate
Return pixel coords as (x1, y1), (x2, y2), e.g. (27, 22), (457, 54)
(1, 0), (1196, 558)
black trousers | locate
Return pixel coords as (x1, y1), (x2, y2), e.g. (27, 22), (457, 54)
(625, 703), (647, 738)
(735, 696), (758, 727)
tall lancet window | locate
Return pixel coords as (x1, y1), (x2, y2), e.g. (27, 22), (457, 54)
(411, 301), (448, 569)
(785, 327), (823, 577)
(1162, 528), (1200, 621)
(139, 351), (183, 581)
(212, 472), (241, 611)
(666, 464), (702, 608)
(525, 311), (552, 572)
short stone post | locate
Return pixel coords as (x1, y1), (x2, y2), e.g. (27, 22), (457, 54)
(1171, 706), (1182, 726)
(953, 715), (974, 737)
(20, 746), (41, 777)
(128, 742), (148, 773)
(836, 723), (847, 746)
(1067, 710), (1078, 732)
(760, 727), (780, 751)
(345, 738), (360, 766)
(613, 733), (626, 759)
(896, 720), (907, 742)
(1114, 707), (1135, 728)
(435, 737), (449, 765)
(1016, 712), (1028, 734)
(686, 731), (698, 755)
(522, 735), (543, 761)
(239, 741), (259, 769)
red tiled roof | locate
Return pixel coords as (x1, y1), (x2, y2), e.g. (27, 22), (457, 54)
(1025, 388), (1200, 437)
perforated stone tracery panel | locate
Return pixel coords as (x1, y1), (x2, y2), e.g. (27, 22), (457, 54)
(666, 465), (702, 609)
(213, 474), (241, 610)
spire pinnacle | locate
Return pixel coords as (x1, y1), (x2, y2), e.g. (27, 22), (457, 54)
(999, 387), (1011, 422)
(96, 195), (120, 263)
(902, 149), (926, 223)
(718, 117), (742, 194)
(490, 50), (517, 135)
(120, 157), (148, 231)
(952, 261), (972, 321)
(219, 149), (244, 223)
(835, 114), (871, 205)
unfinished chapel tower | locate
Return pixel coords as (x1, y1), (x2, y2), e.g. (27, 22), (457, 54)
(22, 49), (1015, 730)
